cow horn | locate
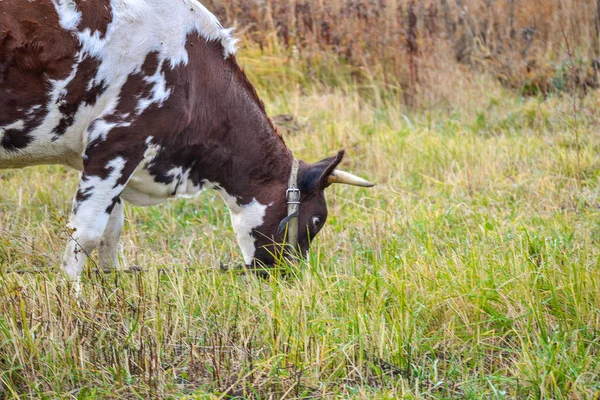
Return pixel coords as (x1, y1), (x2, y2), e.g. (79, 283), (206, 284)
(327, 170), (375, 187)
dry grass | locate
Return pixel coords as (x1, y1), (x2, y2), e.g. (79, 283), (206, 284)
(2, 60), (600, 397)
(2, 2), (600, 398)
(206, 0), (600, 105)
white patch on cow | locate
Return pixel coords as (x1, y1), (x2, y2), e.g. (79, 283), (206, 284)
(86, 119), (131, 145)
(123, 169), (173, 206)
(121, 143), (167, 206)
(51, 0), (82, 31)
(86, 120), (116, 143)
(74, 0), (236, 90)
(183, 0), (238, 58)
(26, 105), (42, 115)
(123, 164), (203, 206)
(136, 60), (172, 114)
(175, 167), (203, 197)
(0, 120), (25, 132)
(143, 138), (159, 155)
(121, 140), (201, 206)
(78, 29), (109, 58)
(213, 184), (268, 265)
(63, 157), (129, 278)
(72, 157), (127, 225)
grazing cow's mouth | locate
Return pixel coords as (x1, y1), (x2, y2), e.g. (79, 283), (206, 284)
(244, 261), (295, 278)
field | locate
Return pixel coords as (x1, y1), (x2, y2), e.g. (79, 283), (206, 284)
(2, 12), (600, 400)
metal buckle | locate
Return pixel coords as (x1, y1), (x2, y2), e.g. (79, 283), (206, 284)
(286, 188), (300, 203)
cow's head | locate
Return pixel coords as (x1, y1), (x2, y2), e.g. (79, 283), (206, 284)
(241, 150), (374, 269)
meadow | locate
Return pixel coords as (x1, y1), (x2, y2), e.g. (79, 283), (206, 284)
(2, 3), (600, 398)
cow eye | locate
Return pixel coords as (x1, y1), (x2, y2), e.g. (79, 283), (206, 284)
(312, 216), (322, 228)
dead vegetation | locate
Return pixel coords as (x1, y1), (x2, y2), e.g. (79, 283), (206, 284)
(2, 2), (600, 398)
(207, 0), (600, 105)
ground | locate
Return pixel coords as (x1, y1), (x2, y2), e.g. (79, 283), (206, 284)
(1, 48), (600, 399)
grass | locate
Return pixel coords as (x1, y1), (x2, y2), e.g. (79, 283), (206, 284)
(2, 46), (600, 398)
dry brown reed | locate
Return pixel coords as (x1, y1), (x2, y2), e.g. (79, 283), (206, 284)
(206, 0), (600, 106)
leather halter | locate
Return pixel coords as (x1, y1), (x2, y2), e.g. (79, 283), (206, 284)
(277, 158), (300, 250)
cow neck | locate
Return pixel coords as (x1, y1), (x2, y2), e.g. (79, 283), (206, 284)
(220, 123), (292, 206)
(204, 57), (294, 205)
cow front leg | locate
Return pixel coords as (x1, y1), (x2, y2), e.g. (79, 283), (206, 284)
(62, 153), (140, 280)
(98, 198), (124, 272)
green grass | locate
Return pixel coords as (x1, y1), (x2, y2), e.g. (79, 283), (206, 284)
(1, 49), (600, 398)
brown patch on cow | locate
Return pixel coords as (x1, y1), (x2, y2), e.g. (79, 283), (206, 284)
(82, 78), (108, 107)
(141, 51), (160, 76)
(1, 128), (33, 151)
(0, 2), (80, 150)
(81, 134), (145, 183)
(107, 75), (150, 120)
(0, 4), (79, 82)
(79, 130), (146, 204)
(75, 184), (93, 203)
(97, 51), (162, 125)
(75, 0), (113, 38)
(105, 196), (121, 214)
(53, 57), (103, 138)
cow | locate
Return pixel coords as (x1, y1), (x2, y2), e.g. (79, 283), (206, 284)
(0, 0), (373, 283)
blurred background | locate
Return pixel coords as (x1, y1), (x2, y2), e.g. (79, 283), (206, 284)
(205, 0), (599, 107)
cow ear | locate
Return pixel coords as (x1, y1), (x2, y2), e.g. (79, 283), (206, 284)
(299, 150), (345, 192)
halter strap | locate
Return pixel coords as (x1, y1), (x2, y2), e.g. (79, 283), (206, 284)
(277, 158), (300, 250)
(286, 158), (300, 248)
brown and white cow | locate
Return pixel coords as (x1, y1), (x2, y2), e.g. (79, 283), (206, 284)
(0, 0), (373, 281)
